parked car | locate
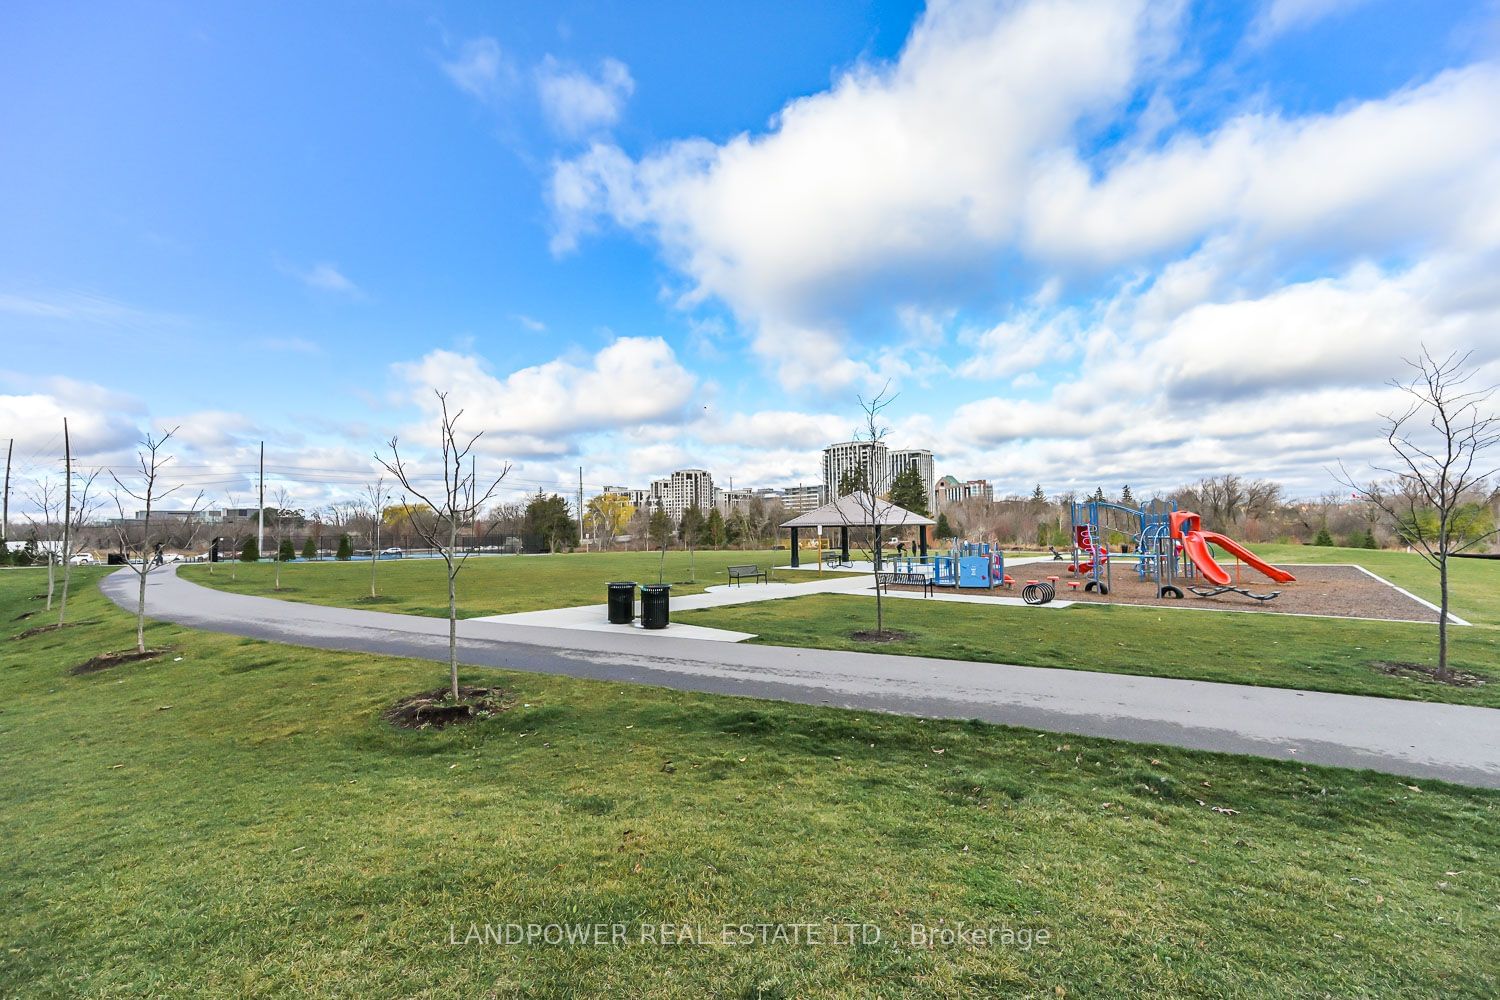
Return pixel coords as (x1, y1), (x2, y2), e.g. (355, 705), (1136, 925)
(69, 552), (96, 565)
(380, 547), (404, 558)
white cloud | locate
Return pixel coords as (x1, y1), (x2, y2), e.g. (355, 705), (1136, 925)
(547, 0), (1500, 397)
(548, 0), (1179, 382)
(513, 314), (547, 332)
(442, 37), (514, 104)
(1249, 0), (1374, 45)
(536, 56), (634, 138)
(298, 263), (362, 296)
(393, 337), (699, 456)
(1022, 64), (1500, 267)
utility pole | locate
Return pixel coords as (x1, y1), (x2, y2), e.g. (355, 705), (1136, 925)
(1, 437), (10, 544)
(257, 441), (265, 559)
(59, 420), (72, 624)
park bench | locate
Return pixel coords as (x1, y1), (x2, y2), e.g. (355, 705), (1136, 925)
(727, 564), (768, 587)
(875, 571), (934, 597)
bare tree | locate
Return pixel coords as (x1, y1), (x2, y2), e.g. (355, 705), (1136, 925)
(364, 475), (389, 599)
(270, 486), (297, 591)
(57, 466), (102, 626)
(840, 382), (897, 637)
(110, 429), (200, 654)
(1339, 348), (1499, 680)
(23, 477), (62, 609)
(377, 392), (509, 701)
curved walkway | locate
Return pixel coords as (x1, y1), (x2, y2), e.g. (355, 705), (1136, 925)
(101, 566), (1500, 788)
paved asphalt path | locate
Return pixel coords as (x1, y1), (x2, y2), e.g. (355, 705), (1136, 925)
(101, 566), (1500, 788)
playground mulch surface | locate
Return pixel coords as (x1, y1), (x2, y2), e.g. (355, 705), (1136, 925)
(1031, 563), (1441, 622)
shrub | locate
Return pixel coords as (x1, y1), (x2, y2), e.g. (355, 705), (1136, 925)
(239, 538), (259, 562)
(301, 537), (317, 560)
(336, 534), (353, 561)
(278, 538), (295, 562)
(1314, 526), (1334, 546)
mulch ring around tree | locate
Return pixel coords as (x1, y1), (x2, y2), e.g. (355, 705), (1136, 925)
(383, 685), (515, 730)
(1372, 660), (1487, 688)
(70, 648), (165, 675)
(14, 620), (101, 641)
(850, 629), (912, 644)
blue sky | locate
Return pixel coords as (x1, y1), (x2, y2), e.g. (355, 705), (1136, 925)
(3, 0), (1499, 510)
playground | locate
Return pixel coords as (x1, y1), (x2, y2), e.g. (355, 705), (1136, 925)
(862, 495), (1458, 623)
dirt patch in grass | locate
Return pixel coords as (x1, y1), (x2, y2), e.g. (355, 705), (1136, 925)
(12, 610), (34, 622)
(1372, 660), (1487, 688)
(70, 649), (165, 675)
(355, 595), (399, 605)
(383, 685), (514, 730)
(850, 629), (911, 644)
(14, 620), (100, 640)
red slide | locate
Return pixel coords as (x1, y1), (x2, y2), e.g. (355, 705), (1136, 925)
(1182, 530), (1297, 585)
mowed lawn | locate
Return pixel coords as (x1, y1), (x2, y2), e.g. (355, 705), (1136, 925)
(179, 549), (799, 618)
(684, 545), (1500, 708)
(1, 569), (1495, 998)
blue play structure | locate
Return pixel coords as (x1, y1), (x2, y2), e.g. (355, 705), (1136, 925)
(1068, 497), (1190, 597)
(895, 540), (1006, 590)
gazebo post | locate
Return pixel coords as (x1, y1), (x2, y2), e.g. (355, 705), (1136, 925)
(919, 525), (928, 558)
(790, 526), (800, 567)
(839, 525), (849, 564)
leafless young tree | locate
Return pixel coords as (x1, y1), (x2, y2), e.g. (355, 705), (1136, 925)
(270, 486), (298, 591)
(110, 428), (201, 654)
(363, 475), (389, 598)
(839, 382), (897, 637)
(57, 466), (102, 626)
(1339, 348), (1499, 680)
(377, 392), (510, 701)
(22, 477), (62, 609)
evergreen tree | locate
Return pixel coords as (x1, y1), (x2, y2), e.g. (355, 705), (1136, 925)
(336, 534), (353, 560)
(889, 465), (930, 515)
(1120, 484), (1136, 507)
(239, 537), (259, 562)
(521, 493), (578, 553)
(1314, 526), (1334, 546)
(935, 512), (954, 540)
(1030, 483), (1046, 503)
(1092, 486), (1107, 503)
(1361, 527), (1378, 549)
(679, 505), (706, 546)
(706, 507), (727, 548)
(648, 508), (672, 550)
(837, 466), (869, 498)
(301, 537), (318, 560)
(1036, 523), (1049, 549)
(278, 538), (296, 562)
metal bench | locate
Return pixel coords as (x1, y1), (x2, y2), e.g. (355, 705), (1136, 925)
(727, 564), (768, 587)
(875, 571), (934, 597)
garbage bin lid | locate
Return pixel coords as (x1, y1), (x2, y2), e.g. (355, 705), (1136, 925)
(640, 583), (671, 591)
(607, 580), (636, 587)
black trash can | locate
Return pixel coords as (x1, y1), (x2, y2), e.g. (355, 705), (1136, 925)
(640, 584), (671, 630)
(606, 581), (636, 624)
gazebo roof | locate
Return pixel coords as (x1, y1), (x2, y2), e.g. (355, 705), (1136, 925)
(780, 491), (936, 528)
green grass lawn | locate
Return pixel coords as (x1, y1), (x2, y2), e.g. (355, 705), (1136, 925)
(1, 568), (1495, 997)
(682, 594), (1500, 707)
(179, 549), (807, 618)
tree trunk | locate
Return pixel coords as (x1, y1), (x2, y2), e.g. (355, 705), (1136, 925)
(45, 555), (55, 610)
(370, 530), (378, 598)
(59, 420), (71, 625)
(136, 564), (148, 654)
(1438, 556), (1450, 682)
(448, 517), (459, 701)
